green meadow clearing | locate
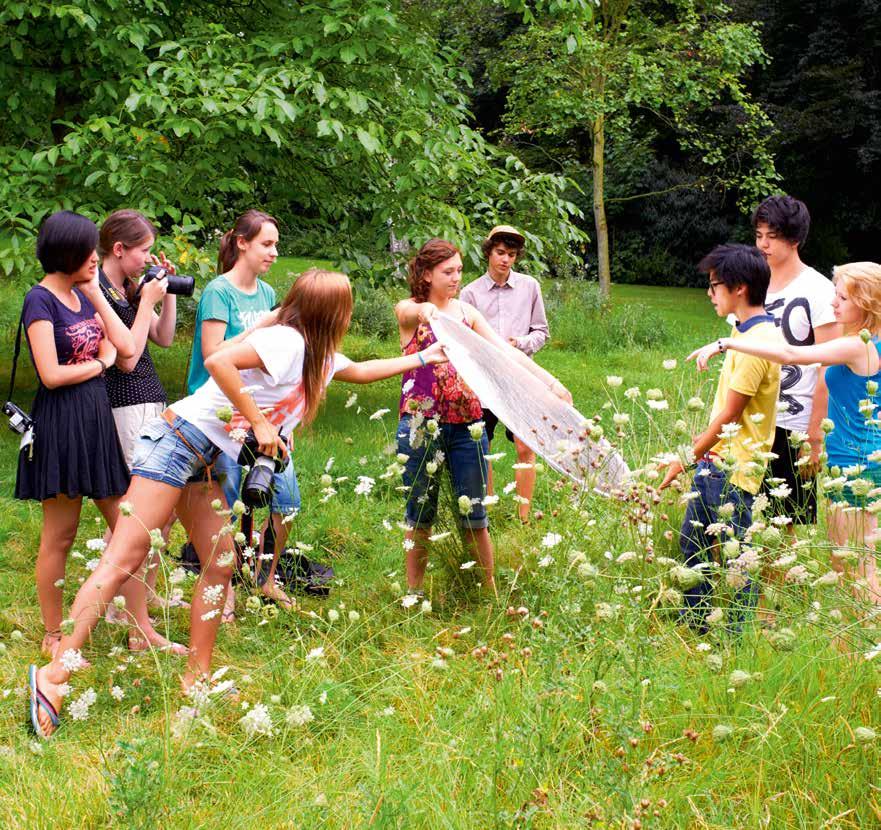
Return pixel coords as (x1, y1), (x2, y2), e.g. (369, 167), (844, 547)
(0, 262), (878, 829)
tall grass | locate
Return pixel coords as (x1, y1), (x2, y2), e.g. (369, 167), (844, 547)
(0, 281), (878, 829)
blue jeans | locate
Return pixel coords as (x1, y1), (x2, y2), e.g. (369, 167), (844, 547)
(397, 416), (489, 530)
(131, 415), (220, 488)
(678, 460), (756, 630)
(214, 450), (301, 516)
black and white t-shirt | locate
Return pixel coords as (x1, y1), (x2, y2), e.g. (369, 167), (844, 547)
(99, 271), (167, 408)
(761, 267), (835, 433)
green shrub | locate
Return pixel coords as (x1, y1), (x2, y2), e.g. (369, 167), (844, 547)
(350, 283), (398, 341)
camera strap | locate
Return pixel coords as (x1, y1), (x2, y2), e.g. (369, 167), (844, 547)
(7, 310), (24, 403)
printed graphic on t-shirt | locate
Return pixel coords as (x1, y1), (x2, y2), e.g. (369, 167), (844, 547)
(227, 385), (306, 441)
(67, 318), (103, 363)
(238, 309), (272, 329)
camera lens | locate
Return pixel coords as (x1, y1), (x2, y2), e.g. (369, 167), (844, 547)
(165, 273), (195, 297)
(242, 457), (276, 508)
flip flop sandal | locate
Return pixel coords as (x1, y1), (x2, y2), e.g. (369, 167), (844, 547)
(28, 664), (59, 739)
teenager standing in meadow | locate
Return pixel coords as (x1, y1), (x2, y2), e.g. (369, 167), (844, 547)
(691, 262), (881, 604)
(187, 210), (300, 618)
(751, 196), (839, 534)
(460, 225), (549, 523)
(660, 244), (781, 628)
(97, 210), (189, 654)
(14, 212), (135, 659)
(29, 269), (449, 737)
(395, 238), (570, 595)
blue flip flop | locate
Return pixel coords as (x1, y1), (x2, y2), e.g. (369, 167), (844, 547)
(28, 664), (59, 738)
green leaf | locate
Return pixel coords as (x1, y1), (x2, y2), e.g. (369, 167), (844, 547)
(356, 128), (381, 154)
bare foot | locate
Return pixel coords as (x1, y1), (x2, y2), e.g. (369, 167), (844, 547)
(221, 586), (236, 624)
(128, 632), (188, 656)
(34, 665), (65, 738)
(260, 581), (294, 610)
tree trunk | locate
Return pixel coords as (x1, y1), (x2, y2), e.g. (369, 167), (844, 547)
(592, 108), (611, 299)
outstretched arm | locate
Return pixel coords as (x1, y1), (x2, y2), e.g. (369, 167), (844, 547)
(689, 334), (869, 373)
(334, 341), (446, 384)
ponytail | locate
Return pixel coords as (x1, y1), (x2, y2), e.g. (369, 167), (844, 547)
(217, 210), (278, 274)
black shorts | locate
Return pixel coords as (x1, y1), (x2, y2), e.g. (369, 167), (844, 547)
(763, 425), (818, 524)
(482, 409), (514, 445)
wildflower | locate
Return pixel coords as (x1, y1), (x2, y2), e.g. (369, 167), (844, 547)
(485, 452), (506, 461)
(327, 609), (339, 623)
(202, 584), (225, 605)
(706, 607), (725, 626)
(868, 379), (879, 395)
(663, 359), (677, 370)
(60, 648), (87, 673)
(429, 531), (451, 542)
(503, 481), (517, 494)
(421, 599), (432, 613)
(647, 399), (669, 411)
(712, 724), (734, 742)
(728, 669), (752, 688)
(624, 386), (640, 400)
(305, 647), (325, 663)
(369, 408), (390, 421)
(425, 461), (438, 475)
(110, 686), (125, 702)
(215, 406), (233, 423)
(769, 483), (793, 499)
(468, 421), (485, 440)
(813, 571), (839, 587)
(749, 412), (765, 424)
(86, 538), (106, 552)
(458, 495), (473, 516)
(69, 687), (97, 721)
(229, 427), (248, 444)
(325, 456), (335, 473)
(705, 653), (723, 672)
(345, 392), (358, 409)
(401, 594), (419, 608)
(537, 555), (554, 568)
(201, 609), (220, 621)
(286, 704), (314, 727)
(594, 602), (616, 621)
(784, 564), (810, 584)
(854, 726), (877, 744)
(482, 494), (500, 507)
(820, 417), (835, 434)
(860, 328), (872, 343)
(354, 476), (376, 496)
(460, 561), (476, 570)
(606, 375), (623, 388)
(85, 558), (101, 572)
(403, 539), (415, 552)
(240, 703), (274, 738)
(613, 412), (630, 426)
(119, 501), (134, 516)
(425, 419), (440, 436)
(348, 610), (360, 622)
(670, 565), (704, 589)
(686, 397), (705, 412)
(541, 533), (562, 548)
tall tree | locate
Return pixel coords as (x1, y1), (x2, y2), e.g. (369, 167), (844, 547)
(0, 0), (584, 280)
(497, 0), (777, 296)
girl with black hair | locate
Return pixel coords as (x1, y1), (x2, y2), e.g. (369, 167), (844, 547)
(15, 211), (136, 659)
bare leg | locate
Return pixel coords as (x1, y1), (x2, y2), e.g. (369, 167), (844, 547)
(36, 495), (83, 657)
(260, 512), (293, 608)
(35, 477), (181, 735)
(464, 527), (496, 593)
(829, 505), (880, 604)
(405, 527), (431, 591)
(513, 437), (536, 523)
(175, 481), (236, 689)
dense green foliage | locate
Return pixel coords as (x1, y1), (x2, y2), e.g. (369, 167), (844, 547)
(0, 0), (583, 281)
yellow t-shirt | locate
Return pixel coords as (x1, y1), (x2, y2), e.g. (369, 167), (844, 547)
(710, 320), (781, 494)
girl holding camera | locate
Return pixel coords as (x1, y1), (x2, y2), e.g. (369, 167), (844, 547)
(187, 210), (298, 618)
(97, 210), (188, 653)
(14, 211), (136, 661)
(29, 268), (445, 737)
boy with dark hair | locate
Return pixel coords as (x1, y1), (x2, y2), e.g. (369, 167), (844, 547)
(661, 243), (781, 628)
(461, 225), (549, 522)
(751, 195), (839, 532)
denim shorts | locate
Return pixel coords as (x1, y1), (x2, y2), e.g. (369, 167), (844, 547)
(396, 415), (489, 530)
(131, 415), (221, 489)
(214, 450), (301, 515)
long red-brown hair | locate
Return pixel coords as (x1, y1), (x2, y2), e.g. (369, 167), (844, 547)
(407, 238), (461, 302)
(277, 269), (353, 426)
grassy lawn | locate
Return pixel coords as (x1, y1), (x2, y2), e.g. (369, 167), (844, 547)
(0, 274), (878, 829)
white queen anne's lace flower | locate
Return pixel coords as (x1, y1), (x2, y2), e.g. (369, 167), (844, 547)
(240, 703), (274, 738)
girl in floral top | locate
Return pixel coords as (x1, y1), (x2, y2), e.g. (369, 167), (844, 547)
(395, 238), (571, 594)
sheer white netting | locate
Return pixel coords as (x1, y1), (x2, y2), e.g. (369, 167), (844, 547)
(431, 313), (631, 493)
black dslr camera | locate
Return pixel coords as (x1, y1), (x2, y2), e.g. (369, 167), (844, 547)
(237, 430), (287, 508)
(3, 401), (34, 435)
(139, 264), (196, 297)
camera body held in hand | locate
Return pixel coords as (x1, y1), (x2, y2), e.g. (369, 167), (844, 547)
(3, 401), (34, 435)
(140, 264), (195, 297)
(236, 429), (287, 508)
